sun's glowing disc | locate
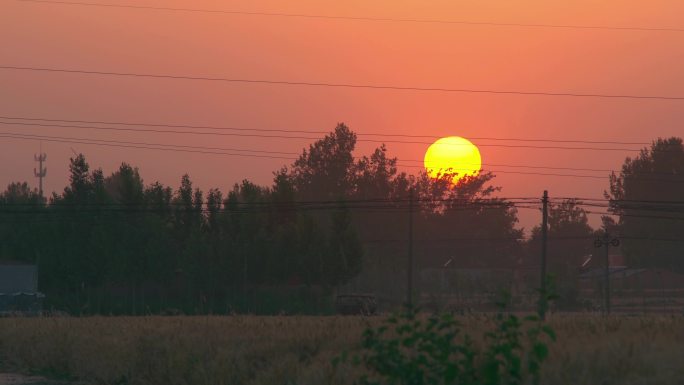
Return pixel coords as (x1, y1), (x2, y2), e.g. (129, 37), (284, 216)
(424, 136), (482, 184)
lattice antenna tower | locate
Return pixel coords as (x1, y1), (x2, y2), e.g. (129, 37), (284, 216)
(34, 146), (47, 199)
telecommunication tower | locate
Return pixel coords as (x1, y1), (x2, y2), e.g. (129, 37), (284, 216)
(34, 151), (47, 198)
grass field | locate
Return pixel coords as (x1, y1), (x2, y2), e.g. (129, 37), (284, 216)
(1, 314), (683, 385)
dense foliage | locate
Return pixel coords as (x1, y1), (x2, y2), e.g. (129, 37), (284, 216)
(0, 125), (532, 314)
(338, 305), (555, 385)
(607, 137), (684, 271)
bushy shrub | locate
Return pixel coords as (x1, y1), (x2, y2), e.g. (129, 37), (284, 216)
(337, 307), (555, 385)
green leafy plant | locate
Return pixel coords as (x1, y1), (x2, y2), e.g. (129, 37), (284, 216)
(336, 303), (555, 385)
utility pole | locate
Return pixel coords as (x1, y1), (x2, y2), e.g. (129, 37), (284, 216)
(34, 150), (47, 199)
(594, 232), (620, 315)
(539, 190), (549, 320)
(407, 187), (414, 308)
(604, 234), (610, 315)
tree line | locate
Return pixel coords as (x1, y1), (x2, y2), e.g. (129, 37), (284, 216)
(0, 125), (681, 314)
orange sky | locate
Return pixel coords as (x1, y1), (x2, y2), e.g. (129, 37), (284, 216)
(2, 0), (684, 230)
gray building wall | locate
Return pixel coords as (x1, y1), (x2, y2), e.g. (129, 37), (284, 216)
(0, 265), (38, 293)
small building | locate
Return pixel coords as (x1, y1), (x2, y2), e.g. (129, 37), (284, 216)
(0, 262), (44, 315)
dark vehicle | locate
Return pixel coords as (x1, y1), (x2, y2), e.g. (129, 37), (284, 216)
(335, 294), (377, 315)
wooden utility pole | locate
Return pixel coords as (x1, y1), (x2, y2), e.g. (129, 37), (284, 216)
(407, 188), (414, 307)
(539, 190), (549, 320)
(604, 233), (611, 314)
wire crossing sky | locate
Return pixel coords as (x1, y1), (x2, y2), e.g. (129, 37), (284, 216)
(3, 65), (684, 101)
(3, 0), (684, 230)
(0, 120), (660, 151)
(0, 116), (655, 145)
(13, 0), (684, 33)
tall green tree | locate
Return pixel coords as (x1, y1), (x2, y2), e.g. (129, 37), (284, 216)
(354, 144), (400, 200)
(0, 182), (43, 205)
(607, 137), (684, 270)
(0, 182), (45, 263)
(105, 163), (144, 206)
(290, 123), (357, 200)
(0, 126), (530, 314)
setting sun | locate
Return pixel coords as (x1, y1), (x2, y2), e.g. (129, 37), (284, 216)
(424, 136), (482, 184)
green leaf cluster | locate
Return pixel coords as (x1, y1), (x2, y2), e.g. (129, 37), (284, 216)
(337, 307), (555, 385)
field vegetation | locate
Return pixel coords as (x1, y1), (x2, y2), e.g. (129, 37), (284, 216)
(1, 314), (683, 385)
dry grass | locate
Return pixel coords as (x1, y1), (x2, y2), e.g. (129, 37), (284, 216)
(0, 314), (683, 385)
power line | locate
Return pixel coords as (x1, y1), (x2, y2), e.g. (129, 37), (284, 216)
(0, 202), (489, 209)
(14, 0), (684, 34)
(0, 195), (538, 210)
(3, 65), (684, 101)
(559, 197), (684, 205)
(5, 116), (682, 175)
(0, 132), (292, 159)
(5, 194), (684, 215)
(582, 209), (684, 222)
(363, 234), (684, 244)
(0, 202), (528, 215)
(364, 235), (585, 244)
(0, 204), (540, 225)
(4, 205), (682, 244)
(543, 200), (684, 215)
(0, 119), (625, 171)
(4, 132), (684, 183)
(0, 115), (653, 146)
(0, 120), (665, 153)
(0, 195), (538, 207)
(3, 192), (684, 224)
(2, 203), (683, 224)
(574, 200), (684, 209)
(0, 133), (615, 180)
(3, 204), (683, 244)
(496, 199), (684, 217)
(0, 115), (332, 136)
(579, 202), (684, 214)
(621, 236), (684, 243)
(0, 120), (647, 165)
(0, 125), (299, 156)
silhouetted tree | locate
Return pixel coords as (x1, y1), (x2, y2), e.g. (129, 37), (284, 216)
(290, 123), (357, 200)
(0, 182), (45, 263)
(607, 137), (684, 271)
(0, 125), (533, 314)
(105, 163), (144, 206)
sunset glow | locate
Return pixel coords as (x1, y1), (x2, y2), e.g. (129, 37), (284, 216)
(424, 136), (482, 184)
(1, 1), (684, 382)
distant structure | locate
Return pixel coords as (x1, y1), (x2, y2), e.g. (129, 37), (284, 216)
(579, 254), (684, 313)
(0, 262), (44, 315)
(34, 151), (47, 198)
